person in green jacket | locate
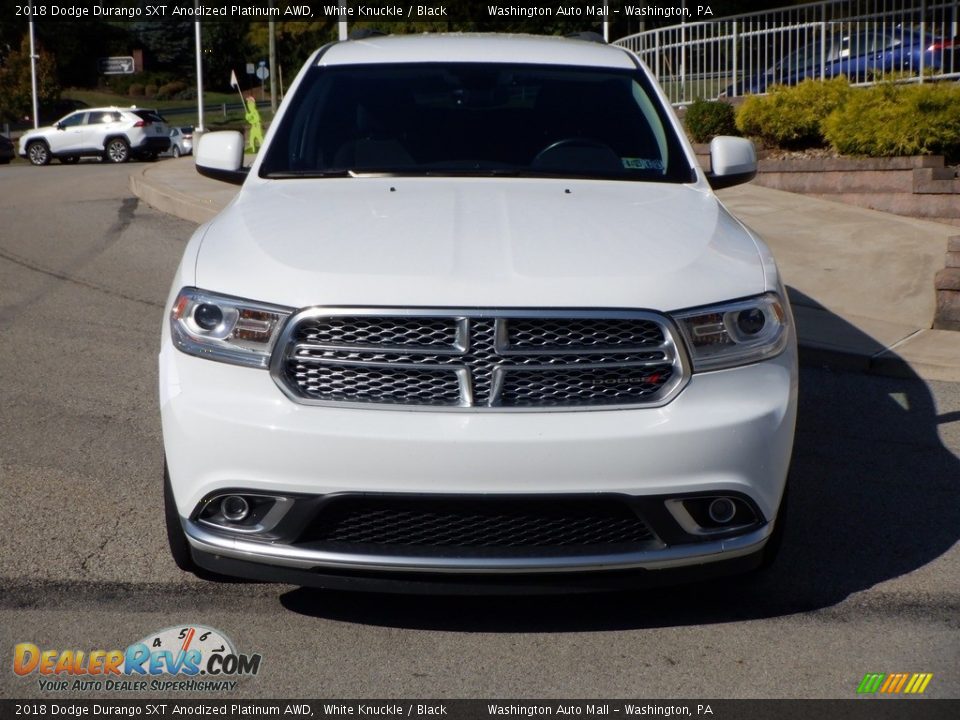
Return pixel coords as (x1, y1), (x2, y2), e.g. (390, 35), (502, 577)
(245, 96), (263, 153)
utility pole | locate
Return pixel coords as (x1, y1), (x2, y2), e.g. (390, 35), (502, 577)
(194, 0), (204, 132)
(269, 9), (277, 114)
(29, 0), (39, 128)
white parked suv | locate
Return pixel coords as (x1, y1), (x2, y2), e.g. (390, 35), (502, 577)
(161, 33), (798, 592)
(18, 106), (170, 165)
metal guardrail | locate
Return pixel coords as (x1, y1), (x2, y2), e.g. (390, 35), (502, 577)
(162, 100), (271, 119)
(613, 0), (960, 105)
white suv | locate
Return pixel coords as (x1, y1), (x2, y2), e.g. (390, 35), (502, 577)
(19, 106), (170, 165)
(161, 34), (798, 592)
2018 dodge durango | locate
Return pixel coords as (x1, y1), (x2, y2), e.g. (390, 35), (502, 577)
(160, 33), (798, 593)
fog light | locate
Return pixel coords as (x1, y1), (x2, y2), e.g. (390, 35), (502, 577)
(708, 497), (737, 524)
(221, 495), (250, 522)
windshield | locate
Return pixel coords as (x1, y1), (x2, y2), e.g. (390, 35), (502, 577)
(259, 62), (694, 183)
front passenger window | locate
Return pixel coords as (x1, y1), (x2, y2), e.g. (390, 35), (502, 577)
(59, 113), (86, 129)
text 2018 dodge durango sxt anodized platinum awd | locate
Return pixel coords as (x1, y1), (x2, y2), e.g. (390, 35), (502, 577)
(160, 33), (798, 592)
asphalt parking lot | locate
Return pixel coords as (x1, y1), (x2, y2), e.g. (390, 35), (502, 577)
(0, 162), (958, 700)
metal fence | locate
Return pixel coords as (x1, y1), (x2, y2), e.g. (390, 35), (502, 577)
(613, 0), (960, 105)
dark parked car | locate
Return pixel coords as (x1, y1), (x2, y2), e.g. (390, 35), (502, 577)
(0, 134), (14, 164)
(724, 27), (958, 96)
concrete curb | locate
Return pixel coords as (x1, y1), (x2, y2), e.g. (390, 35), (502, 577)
(130, 162), (220, 225)
(798, 337), (960, 383)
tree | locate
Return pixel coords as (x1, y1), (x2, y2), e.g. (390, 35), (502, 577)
(133, 21), (193, 74)
(37, 21), (135, 88)
(0, 35), (60, 123)
(246, 21), (335, 88)
(203, 20), (254, 92)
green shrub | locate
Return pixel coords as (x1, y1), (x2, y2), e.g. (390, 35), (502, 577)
(156, 80), (188, 100)
(109, 72), (175, 96)
(107, 75), (134, 95)
(736, 77), (853, 148)
(823, 82), (960, 162)
(684, 99), (738, 143)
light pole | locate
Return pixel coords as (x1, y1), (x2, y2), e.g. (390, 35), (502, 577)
(269, 4), (277, 114)
(194, 0), (204, 132)
(29, 0), (39, 128)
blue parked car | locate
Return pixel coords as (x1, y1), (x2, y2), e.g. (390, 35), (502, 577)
(723, 27), (957, 96)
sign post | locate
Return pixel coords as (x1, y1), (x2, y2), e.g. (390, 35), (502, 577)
(98, 57), (135, 75)
(256, 61), (268, 101)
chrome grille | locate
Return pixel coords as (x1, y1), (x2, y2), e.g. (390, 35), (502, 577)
(507, 318), (664, 349)
(295, 364), (462, 406)
(299, 315), (460, 350)
(501, 365), (675, 407)
(272, 309), (689, 410)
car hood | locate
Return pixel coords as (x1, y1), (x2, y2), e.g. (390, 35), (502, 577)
(194, 177), (766, 312)
(19, 125), (55, 145)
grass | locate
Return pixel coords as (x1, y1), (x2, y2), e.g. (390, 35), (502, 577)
(64, 87), (239, 110)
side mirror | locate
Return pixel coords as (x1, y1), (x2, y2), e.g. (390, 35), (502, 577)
(706, 136), (757, 190)
(55, 122), (63, 130)
(195, 131), (248, 185)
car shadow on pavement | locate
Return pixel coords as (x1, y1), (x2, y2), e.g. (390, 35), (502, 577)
(278, 291), (960, 631)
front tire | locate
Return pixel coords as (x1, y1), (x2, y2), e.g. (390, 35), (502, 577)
(27, 141), (50, 166)
(104, 138), (130, 163)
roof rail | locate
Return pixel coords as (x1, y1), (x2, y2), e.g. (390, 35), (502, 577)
(349, 28), (389, 40)
(565, 31), (607, 44)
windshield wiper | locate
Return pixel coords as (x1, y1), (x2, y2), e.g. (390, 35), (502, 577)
(261, 169), (355, 178)
(415, 167), (526, 178)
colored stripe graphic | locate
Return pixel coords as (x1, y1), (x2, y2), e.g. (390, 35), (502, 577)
(904, 674), (934, 694)
(881, 673), (908, 693)
(857, 673), (885, 694)
(857, 672), (933, 694)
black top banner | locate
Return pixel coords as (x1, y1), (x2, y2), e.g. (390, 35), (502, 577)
(4, 0), (722, 24)
(2, 700), (960, 720)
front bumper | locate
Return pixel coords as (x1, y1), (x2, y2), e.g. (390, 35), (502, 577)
(134, 136), (171, 153)
(161, 338), (797, 580)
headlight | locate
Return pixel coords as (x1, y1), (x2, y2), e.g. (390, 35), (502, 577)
(170, 288), (293, 368)
(672, 292), (789, 372)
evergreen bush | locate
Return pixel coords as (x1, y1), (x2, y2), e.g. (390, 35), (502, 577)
(823, 82), (960, 162)
(684, 99), (738, 143)
(736, 77), (852, 148)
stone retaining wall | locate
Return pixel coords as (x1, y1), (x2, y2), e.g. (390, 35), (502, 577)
(935, 236), (960, 331)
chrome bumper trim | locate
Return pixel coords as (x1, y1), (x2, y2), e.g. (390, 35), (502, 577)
(184, 519), (772, 575)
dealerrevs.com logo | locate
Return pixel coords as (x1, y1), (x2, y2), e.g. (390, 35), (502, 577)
(13, 625), (261, 693)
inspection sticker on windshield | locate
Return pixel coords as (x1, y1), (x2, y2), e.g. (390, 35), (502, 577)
(622, 158), (665, 170)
